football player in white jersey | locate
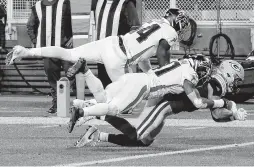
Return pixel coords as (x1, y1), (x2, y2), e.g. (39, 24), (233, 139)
(67, 55), (237, 135)
(6, 8), (189, 82)
(71, 58), (247, 147)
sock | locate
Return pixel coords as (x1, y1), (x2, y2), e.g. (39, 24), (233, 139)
(108, 134), (146, 147)
(99, 132), (109, 142)
(98, 115), (106, 120)
(83, 103), (109, 117)
(84, 69), (107, 103)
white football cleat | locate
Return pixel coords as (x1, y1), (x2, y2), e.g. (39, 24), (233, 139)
(5, 45), (28, 65)
(5, 51), (16, 65)
(74, 126), (100, 148)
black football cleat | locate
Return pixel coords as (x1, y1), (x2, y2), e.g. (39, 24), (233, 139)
(66, 58), (86, 80)
(68, 106), (82, 133)
(47, 104), (57, 114)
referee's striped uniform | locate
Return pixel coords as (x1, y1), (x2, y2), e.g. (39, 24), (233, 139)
(27, 0), (74, 113)
(91, 0), (140, 88)
(0, 5), (6, 49)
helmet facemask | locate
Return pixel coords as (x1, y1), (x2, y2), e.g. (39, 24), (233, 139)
(175, 15), (190, 41)
(164, 8), (190, 41)
(225, 73), (243, 94)
(188, 55), (212, 87)
(196, 62), (212, 86)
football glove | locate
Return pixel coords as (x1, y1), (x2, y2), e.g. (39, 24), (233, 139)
(233, 108), (248, 121)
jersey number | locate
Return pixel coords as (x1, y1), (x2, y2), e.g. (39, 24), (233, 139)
(155, 61), (181, 76)
(136, 24), (160, 43)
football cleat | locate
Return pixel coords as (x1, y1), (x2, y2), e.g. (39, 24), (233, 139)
(74, 126), (100, 148)
(66, 58), (88, 80)
(5, 51), (14, 65)
(46, 104), (57, 114)
(5, 50), (22, 65)
(5, 46), (28, 65)
(68, 106), (82, 133)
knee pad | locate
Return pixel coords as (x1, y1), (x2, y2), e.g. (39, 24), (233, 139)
(107, 103), (119, 116)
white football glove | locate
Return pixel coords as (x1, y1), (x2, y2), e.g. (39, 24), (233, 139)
(233, 108), (248, 121)
(225, 100), (247, 121)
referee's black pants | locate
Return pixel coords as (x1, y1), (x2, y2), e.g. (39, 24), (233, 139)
(44, 58), (74, 99)
(0, 21), (6, 48)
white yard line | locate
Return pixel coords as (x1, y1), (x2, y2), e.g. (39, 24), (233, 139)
(182, 127), (206, 130)
(0, 117), (253, 128)
(35, 125), (60, 128)
(0, 110), (41, 113)
(55, 142), (254, 166)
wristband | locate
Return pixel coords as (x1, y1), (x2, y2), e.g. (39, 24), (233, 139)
(222, 98), (229, 108)
(213, 99), (225, 108)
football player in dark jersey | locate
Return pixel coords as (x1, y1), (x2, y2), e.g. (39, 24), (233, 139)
(71, 57), (247, 147)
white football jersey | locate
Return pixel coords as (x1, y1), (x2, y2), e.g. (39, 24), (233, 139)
(148, 60), (198, 99)
(121, 18), (178, 65)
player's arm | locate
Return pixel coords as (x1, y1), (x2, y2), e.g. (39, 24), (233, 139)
(125, 0), (141, 29)
(62, 0), (73, 48)
(207, 83), (248, 122)
(156, 39), (170, 67)
(183, 79), (228, 109)
(26, 7), (39, 47)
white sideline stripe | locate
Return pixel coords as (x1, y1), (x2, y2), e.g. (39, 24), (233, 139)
(56, 142), (254, 166)
(36, 125), (60, 128)
(0, 117), (253, 128)
(0, 111), (34, 113)
(73, 35), (88, 39)
(182, 127), (206, 130)
(72, 15), (89, 19)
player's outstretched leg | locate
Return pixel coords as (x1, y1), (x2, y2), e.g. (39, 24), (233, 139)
(66, 58), (89, 80)
(74, 125), (100, 148)
(68, 106), (84, 133)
